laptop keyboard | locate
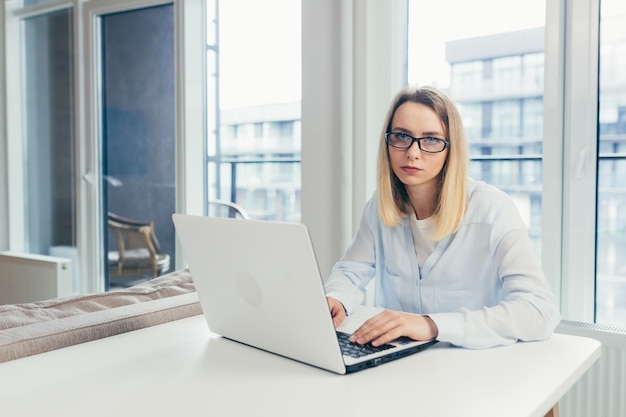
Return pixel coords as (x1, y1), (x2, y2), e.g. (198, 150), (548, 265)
(336, 332), (395, 358)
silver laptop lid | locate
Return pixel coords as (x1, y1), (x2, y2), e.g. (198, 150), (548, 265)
(172, 214), (346, 374)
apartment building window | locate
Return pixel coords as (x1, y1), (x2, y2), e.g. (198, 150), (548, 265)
(491, 100), (521, 140)
(254, 122), (264, 140)
(523, 98), (543, 140)
(451, 61), (483, 96)
(457, 103), (482, 143)
(493, 56), (522, 93)
(523, 53), (544, 91)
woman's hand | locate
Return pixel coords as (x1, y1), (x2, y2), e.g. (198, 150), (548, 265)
(349, 309), (438, 346)
(326, 296), (346, 327)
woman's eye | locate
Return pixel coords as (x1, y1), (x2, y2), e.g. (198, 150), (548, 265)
(424, 137), (439, 143)
(397, 133), (411, 141)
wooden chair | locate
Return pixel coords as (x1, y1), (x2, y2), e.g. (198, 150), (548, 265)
(107, 212), (171, 279)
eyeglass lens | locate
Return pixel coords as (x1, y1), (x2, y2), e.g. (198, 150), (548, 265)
(387, 133), (447, 153)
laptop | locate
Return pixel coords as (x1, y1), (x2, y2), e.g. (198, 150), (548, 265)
(172, 214), (437, 374)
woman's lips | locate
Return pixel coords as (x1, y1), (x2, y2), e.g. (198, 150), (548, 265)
(401, 166), (421, 173)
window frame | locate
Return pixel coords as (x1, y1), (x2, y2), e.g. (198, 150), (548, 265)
(543, 0), (600, 322)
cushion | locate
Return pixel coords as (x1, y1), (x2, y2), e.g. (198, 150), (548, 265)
(0, 269), (202, 363)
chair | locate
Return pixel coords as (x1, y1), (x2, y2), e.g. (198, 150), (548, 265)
(208, 199), (251, 219)
(107, 212), (171, 279)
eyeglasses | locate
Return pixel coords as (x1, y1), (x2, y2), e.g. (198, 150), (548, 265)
(385, 132), (449, 153)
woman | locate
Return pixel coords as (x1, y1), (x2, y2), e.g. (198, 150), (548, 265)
(325, 86), (560, 349)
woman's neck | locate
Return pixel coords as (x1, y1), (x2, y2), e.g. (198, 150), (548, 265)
(405, 182), (438, 220)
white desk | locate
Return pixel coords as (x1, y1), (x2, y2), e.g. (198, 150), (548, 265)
(0, 315), (600, 417)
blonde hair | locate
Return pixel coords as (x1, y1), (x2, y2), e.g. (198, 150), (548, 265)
(377, 86), (468, 241)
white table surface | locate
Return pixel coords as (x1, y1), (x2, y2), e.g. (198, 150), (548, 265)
(0, 315), (600, 417)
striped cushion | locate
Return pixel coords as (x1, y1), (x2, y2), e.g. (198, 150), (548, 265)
(0, 269), (202, 363)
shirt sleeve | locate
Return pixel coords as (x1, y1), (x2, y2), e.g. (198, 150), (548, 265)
(429, 198), (561, 349)
(324, 200), (377, 314)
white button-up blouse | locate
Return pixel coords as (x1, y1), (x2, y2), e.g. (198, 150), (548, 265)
(324, 179), (561, 349)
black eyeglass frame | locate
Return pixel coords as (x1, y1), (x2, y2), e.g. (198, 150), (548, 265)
(385, 132), (449, 153)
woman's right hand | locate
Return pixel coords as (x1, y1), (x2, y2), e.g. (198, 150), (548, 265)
(326, 296), (346, 328)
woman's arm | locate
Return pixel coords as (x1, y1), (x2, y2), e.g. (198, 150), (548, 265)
(430, 196), (561, 349)
(324, 199), (379, 315)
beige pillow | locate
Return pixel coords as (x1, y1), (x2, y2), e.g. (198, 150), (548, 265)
(0, 269), (202, 363)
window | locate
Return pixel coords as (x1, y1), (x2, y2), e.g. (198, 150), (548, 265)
(207, 0), (301, 221)
(451, 61), (483, 96)
(408, 0), (545, 250)
(596, 0), (626, 325)
(523, 52), (545, 92)
(492, 56), (523, 93)
(408, 0), (626, 327)
(457, 102), (482, 142)
(523, 97), (544, 139)
(491, 100), (521, 139)
(22, 7), (77, 263)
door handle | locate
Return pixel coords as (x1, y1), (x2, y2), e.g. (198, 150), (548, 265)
(574, 149), (588, 180)
(82, 171), (95, 185)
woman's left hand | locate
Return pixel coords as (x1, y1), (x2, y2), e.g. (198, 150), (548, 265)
(349, 309), (439, 346)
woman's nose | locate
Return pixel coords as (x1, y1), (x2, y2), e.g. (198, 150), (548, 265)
(406, 141), (422, 158)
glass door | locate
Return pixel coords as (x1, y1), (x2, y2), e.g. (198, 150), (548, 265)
(23, 7), (76, 269)
(81, 1), (177, 291)
(100, 5), (176, 289)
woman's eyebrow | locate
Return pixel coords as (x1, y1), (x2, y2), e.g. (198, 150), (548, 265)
(421, 131), (445, 138)
(391, 126), (445, 137)
(390, 126), (411, 134)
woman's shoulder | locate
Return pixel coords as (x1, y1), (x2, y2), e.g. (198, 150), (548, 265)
(467, 178), (513, 204)
(362, 192), (381, 218)
(465, 178), (521, 222)
(360, 192), (406, 229)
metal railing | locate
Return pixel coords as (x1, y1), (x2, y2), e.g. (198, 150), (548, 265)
(217, 156), (301, 208)
(216, 151), (626, 201)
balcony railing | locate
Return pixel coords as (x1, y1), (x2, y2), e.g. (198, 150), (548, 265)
(211, 150), (626, 221)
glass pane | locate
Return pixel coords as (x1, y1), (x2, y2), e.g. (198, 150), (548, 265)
(23, 0), (62, 6)
(596, 0), (626, 326)
(208, 0), (301, 222)
(408, 0), (546, 255)
(24, 9), (77, 292)
(101, 5), (176, 289)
